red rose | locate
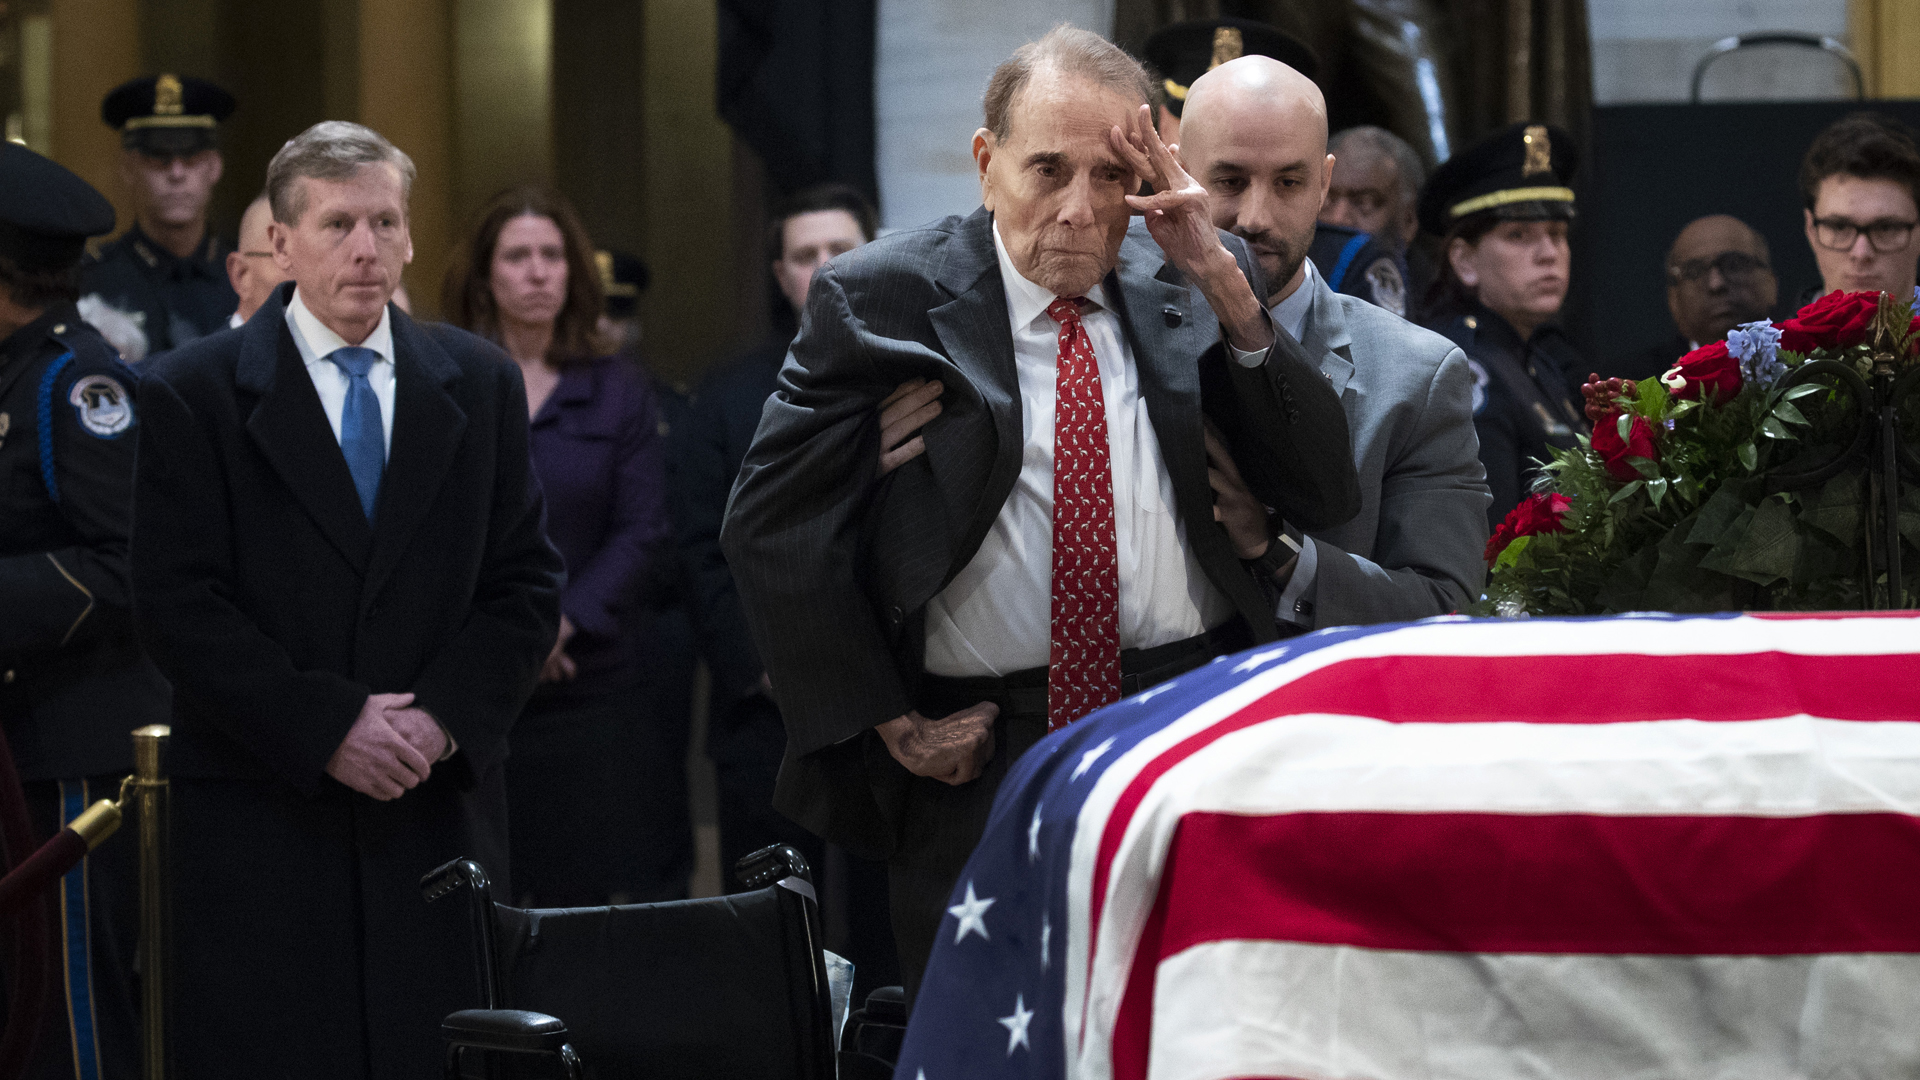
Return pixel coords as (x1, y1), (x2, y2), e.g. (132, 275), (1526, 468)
(1661, 340), (1740, 402)
(1776, 290), (1881, 353)
(1589, 408), (1660, 481)
(1484, 492), (1573, 565)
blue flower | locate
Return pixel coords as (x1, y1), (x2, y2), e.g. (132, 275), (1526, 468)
(1726, 319), (1786, 389)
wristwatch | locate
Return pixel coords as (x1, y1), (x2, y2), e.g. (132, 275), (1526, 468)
(1242, 512), (1302, 582)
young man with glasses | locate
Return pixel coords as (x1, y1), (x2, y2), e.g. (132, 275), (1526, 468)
(1799, 112), (1920, 304)
(1615, 214), (1778, 381)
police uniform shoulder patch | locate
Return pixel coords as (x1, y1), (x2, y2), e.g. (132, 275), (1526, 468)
(1466, 357), (1490, 416)
(68, 373), (133, 438)
(1362, 257), (1406, 318)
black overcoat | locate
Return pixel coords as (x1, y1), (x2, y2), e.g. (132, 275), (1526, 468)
(130, 282), (562, 1078)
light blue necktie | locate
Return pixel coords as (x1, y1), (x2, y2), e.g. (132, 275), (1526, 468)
(327, 346), (386, 520)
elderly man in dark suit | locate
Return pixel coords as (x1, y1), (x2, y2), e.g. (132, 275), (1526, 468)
(131, 121), (561, 1079)
(722, 26), (1358, 996)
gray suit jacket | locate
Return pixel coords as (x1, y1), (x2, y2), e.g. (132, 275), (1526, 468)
(1287, 274), (1491, 629)
(721, 208), (1358, 856)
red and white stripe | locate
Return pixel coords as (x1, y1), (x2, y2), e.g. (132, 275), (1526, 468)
(1062, 614), (1920, 1080)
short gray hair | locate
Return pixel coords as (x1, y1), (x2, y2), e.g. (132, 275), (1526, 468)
(1330, 125), (1425, 207)
(983, 25), (1153, 142)
(266, 121), (417, 225)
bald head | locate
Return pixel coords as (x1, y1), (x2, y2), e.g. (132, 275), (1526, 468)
(1665, 213), (1776, 347)
(1176, 55), (1333, 304)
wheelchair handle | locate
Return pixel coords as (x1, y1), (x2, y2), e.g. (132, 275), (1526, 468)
(733, 843), (812, 891)
(421, 857), (505, 1009)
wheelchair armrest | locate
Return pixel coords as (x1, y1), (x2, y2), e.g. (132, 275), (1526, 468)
(441, 1008), (571, 1055)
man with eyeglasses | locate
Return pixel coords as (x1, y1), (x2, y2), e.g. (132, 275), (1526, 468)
(1615, 214), (1777, 382)
(1798, 112), (1920, 304)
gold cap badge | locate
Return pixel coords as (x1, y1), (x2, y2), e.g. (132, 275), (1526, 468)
(1210, 27), (1244, 69)
(1522, 125), (1552, 178)
(155, 74), (183, 116)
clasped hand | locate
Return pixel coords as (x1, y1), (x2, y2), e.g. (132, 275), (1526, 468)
(326, 692), (447, 800)
(877, 702), (998, 785)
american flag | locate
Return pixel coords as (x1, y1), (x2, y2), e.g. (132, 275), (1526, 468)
(896, 612), (1920, 1080)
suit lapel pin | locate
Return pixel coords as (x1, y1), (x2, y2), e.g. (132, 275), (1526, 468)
(1163, 306), (1182, 328)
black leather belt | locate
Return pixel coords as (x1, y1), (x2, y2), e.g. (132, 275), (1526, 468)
(918, 623), (1248, 720)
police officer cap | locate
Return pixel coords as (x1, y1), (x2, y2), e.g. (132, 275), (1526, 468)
(101, 73), (236, 156)
(1417, 121), (1578, 237)
(0, 142), (116, 272)
(596, 249), (651, 319)
(1142, 17), (1319, 118)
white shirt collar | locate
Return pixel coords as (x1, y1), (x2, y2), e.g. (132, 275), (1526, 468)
(286, 287), (395, 367)
(1270, 258), (1320, 344)
(991, 219), (1111, 330)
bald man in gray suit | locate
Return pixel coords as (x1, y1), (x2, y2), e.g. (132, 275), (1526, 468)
(1179, 55), (1489, 627)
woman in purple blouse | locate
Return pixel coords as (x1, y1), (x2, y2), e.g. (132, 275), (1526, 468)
(443, 186), (670, 905)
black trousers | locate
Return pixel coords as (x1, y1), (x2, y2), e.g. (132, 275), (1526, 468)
(507, 671), (690, 907)
(10, 776), (140, 1080)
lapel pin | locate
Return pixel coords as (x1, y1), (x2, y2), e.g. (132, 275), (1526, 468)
(1163, 306), (1182, 328)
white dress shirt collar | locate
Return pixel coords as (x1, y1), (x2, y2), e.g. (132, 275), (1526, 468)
(285, 287), (395, 367)
(991, 220), (1112, 329)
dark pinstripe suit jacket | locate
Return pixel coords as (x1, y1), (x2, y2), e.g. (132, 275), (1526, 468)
(721, 207), (1358, 856)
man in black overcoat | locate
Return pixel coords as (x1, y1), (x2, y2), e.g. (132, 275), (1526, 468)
(130, 121), (561, 1078)
(722, 27), (1358, 995)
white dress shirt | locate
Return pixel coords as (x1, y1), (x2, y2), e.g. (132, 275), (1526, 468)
(286, 288), (396, 455)
(921, 224), (1235, 677)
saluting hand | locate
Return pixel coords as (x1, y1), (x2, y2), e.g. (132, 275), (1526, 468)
(1108, 104), (1273, 353)
(326, 692), (433, 800)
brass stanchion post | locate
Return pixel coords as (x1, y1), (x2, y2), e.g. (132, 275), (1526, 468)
(132, 724), (169, 1080)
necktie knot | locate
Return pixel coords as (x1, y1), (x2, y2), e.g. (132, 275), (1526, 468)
(1046, 297), (1088, 327)
(328, 346), (379, 380)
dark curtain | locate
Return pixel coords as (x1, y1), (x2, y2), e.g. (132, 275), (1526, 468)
(1112, 0), (1592, 166)
(716, 0), (880, 206)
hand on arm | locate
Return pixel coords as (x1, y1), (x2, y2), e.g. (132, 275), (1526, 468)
(875, 702), (998, 785)
(878, 378), (945, 476)
(1109, 104), (1273, 353)
(325, 693), (434, 800)
(1205, 425), (1298, 584)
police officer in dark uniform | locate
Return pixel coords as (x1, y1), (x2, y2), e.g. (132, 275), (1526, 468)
(78, 74), (238, 354)
(1144, 16), (1411, 316)
(1416, 122), (1589, 527)
(0, 142), (165, 1080)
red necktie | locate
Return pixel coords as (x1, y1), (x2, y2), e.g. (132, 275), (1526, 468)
(1045, 297), (1121, 732)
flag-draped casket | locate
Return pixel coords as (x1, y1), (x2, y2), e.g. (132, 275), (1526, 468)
(896, 613), (1920, 1080)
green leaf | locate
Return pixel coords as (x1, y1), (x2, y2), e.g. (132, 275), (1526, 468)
(1617, 413), (1634, 442)
(1798, 470), (1865, 545)
(1686, 481), (1753, 547)
(1760, 416), (1796, 440)
(1609, 480), (1644, 504)
(1780, 383), (1824, 402)
(1724, 495), (1800, 586)
(1493, 533), (1532, 572)
(1771, 399), (1809, 427)
(1737, 442), (1758, 471)
(1647, 477), (1670, 509)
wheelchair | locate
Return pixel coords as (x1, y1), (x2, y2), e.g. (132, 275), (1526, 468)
(422, 843), (903, 1079)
